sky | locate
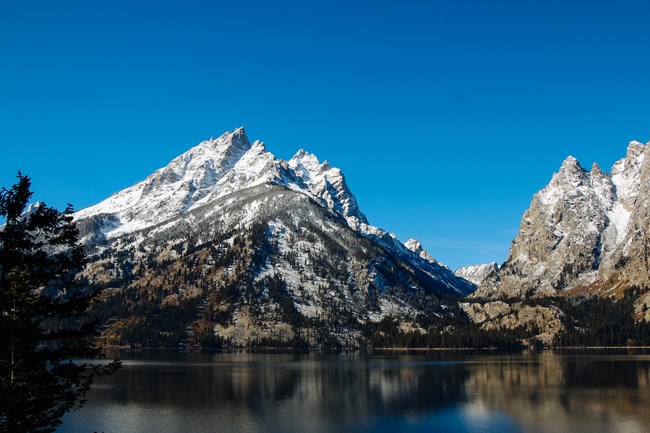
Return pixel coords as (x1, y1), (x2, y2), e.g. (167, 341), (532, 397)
(1, 0), (649, 270)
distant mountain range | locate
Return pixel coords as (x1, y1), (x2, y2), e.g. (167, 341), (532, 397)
(73, 129), (650, 348)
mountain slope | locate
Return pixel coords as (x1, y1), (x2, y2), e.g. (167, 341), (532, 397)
(75, 128), (474, 347)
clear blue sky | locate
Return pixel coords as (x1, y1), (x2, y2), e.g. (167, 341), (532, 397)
(2, 0), (649, 269)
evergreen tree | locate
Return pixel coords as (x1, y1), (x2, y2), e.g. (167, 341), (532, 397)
(0, 173), (120, 433)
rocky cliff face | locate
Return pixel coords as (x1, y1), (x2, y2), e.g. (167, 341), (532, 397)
(460, 301), (563, 347)
(604, 143), (650, 291)
(473, 139), (650, 321)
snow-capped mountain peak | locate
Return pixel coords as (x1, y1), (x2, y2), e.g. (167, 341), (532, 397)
(198, 126), (249, 151)
(74, 128), (260, 236)
(75, 127), (373, 240)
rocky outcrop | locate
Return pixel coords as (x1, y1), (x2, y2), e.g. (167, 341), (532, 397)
(461, 301), (564, 347)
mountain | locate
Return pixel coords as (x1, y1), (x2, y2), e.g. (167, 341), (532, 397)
(463, 140), (650, 344)
(74, 128), (474, 348)
(454, 262), (498, 286)
(75, 128), (369, 241)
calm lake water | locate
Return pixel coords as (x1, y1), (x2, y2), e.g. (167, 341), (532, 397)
(57, 350), (650, 433)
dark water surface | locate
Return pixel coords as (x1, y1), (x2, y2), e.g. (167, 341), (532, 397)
(57, 350), (650, 433)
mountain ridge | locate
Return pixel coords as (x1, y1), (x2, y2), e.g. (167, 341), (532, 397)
(71, 129), (650, 348)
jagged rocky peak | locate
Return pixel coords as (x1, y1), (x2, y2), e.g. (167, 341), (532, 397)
(625, 140), (646, 163)
(288, 148), (368, 225)
(589, 162), (611, 190)
(591, 161), (603, 174)
(611, 141), (646, 179)
(404, 238), (437, 264)
(589, 161), (606, 182)
(613, 141), (646, 182)
(76, 127), (370, 236)
(169, 127), (252, 179)
(199, 126), (250, 152)
(289, 149), (330, 179)
(404, 238), (423, 253)
(548, 155), (587, 188)
(454, 262), (498, 286)
(611, 141), (647, 209)
(559, 155), (582, 172)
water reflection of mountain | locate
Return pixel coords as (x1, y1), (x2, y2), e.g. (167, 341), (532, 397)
(84, 351), (650, 433)
(463, 351), (650, 433)
(96, 353), (470, 416)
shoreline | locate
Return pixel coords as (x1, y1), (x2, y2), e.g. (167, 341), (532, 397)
(101, 345), (650, 352)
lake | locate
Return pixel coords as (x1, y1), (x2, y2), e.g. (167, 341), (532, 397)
(57, 350), (650, 433)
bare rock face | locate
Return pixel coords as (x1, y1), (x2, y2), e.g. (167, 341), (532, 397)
(461, 301), (564, 347)
(604, 143), (650, 289)
(460, 301), (511, 324)
(474, 140), (650, 309)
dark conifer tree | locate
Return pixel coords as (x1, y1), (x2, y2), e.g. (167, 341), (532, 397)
(0, 173), (120, 433)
